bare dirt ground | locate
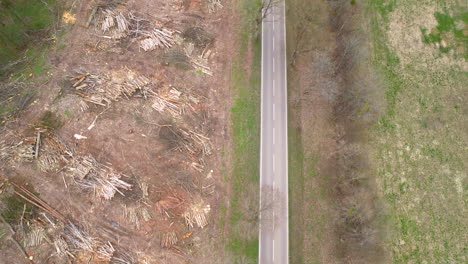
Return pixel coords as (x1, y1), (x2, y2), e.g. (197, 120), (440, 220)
(0, 0), (235, 263)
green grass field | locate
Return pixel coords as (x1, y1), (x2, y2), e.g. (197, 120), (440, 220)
(0, 0), (58, 65)
(0, 0), (63, 123)
(369, 0), (467, 262)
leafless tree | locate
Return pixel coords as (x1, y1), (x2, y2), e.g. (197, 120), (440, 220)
(241, 184), (285, 232)
(249, 0), (280, 38)
(257, 0), (280, 25)
(289, 0), (323, 67)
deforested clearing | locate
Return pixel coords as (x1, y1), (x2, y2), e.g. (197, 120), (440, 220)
(0, 0), (234, 263)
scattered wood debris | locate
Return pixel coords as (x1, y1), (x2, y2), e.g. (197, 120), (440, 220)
(202, 170), (216, 195)
(183, 199), (210, 229)
(0, 214), (34, 263)
(73, 134), (87, 140)
(11, 182), (67, 223)
(66, 155), (132, 200)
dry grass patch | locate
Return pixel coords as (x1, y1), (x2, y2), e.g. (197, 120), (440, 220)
(370, 0), (467, 262)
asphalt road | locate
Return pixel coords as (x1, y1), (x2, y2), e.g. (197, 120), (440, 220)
(259, 0), (289, 263)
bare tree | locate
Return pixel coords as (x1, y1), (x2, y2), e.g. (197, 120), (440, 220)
(289, 0), (323, 67)
(248, 0), (280, 38)
(241, 184), (285, 231)
(257, 0), (280, 25)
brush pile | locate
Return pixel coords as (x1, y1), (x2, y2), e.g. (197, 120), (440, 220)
(70, 70), (152, 106)
(179, 129), (213, 156)
(160, 125), (212, 156)
(66, 155), (132, 200)
(184, 43), (213, 75)
(37, 135), (73, 172)
(95, 8), (175, 51)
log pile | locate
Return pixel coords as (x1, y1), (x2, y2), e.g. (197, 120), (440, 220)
(154, 196), (183, 216)
(207, 0), (223, 13)
(66, 155), (132, 200)
(95, 9), (175, 51)
(123, 204), (153, 229)
(70, 70), (151, 106)
(184, 42), (213, 75)
(139, 28), (175, 51)
(0, 139), (35, 165)
(24, 225), (46, 248)
(7, 181), (131, 260)
(99, 9), (129, 39)
(183, 200), (210, 229)
(63, 223), (95, 252)
(161, 231), (178, 248)
(151, 87), (184, 117)
(96, 242), (115, 261)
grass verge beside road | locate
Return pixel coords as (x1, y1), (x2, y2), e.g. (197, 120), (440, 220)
(225, 0), (262, 262)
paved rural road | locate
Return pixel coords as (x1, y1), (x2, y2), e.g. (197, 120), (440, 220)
(259, 0), (288, 263)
